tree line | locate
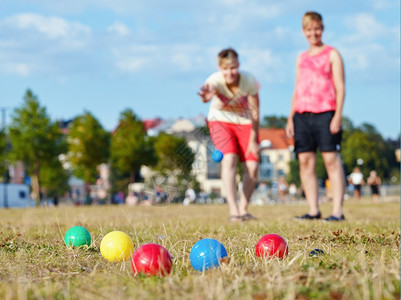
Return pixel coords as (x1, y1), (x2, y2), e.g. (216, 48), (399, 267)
(261, 116), (400, 186)
(2, 90), (195, 206)
(1, 90), (399, 206)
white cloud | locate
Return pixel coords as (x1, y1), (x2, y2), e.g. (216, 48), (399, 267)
(111, 43), (210, 74)
(107, 22), (131, 36)
(333, 13), (400, 83)
(3, 63), (31, 76)
(116, 57), (148, 72)
(2, 13), (91, 39)
(240, 48), (288, 83)
(170, 53), (193, 72)
(112, 45), (158, 72)
(8, 0), (144, 15)
(222, 0), (245, 5)
(372, 0), (400, 10)
(0, 2), (398, 87)
(344, 13), (398, 41)
(0, 13), (94, 77)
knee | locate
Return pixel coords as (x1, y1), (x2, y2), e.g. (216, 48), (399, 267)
(324, 156), (340, 173)
(222, 155), (237, 169)
(246, 168), (258, 183)
(299, 156), (315, 170)
(242, 169), (255, 182)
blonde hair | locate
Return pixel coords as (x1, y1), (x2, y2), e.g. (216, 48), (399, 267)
(217, 48), (238, 66)
(302, 11), (323, 28)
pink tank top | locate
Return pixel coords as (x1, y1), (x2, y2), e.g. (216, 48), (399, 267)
(294, 45), (336, 113)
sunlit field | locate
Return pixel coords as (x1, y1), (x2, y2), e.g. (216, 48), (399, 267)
(0, 196), (399, 300)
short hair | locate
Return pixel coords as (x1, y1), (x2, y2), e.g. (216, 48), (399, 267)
(217, 48), (238, 65)
(302, 11), (323, 28)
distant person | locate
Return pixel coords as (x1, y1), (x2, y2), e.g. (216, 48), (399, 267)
(155, 185), (167, 204)
(53, 195), (59, 206)
(183, 187), (196, 206)
(325, 178), (333, 201)
(367, 170), (381, 202)
(256, 181), (270, 204)
(278, 176), (288, 202)
(116, 191), (125, 204)
(126, 191), (139, 206)
(286, 11), (346, 221)
(288, 182), (298, 201)
(198, 48), (260, 222)
(348, 167), (365, 200)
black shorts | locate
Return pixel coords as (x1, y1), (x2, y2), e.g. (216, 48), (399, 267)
(293, 111), (342, 154)
(370, 185), (379, 195)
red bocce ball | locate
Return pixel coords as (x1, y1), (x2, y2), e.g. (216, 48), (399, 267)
(131, 243), (172, 276)
(255, 234), (288, 259)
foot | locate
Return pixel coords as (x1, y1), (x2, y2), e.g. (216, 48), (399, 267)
(240, 213), (257, 221)
(323, 215), (345, 222)
(229, 215), (243, 222)
(294, 212), (321, 220)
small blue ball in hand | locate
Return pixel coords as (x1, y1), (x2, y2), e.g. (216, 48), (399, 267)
(212, 150), (224, 163)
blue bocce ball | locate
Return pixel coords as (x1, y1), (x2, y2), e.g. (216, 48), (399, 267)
(309, 248), (324, 257)
(211, 150), (224, 163)
(190, 238), (228, 271)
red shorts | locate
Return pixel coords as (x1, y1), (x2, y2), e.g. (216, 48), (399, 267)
(208, 121), (258, 162)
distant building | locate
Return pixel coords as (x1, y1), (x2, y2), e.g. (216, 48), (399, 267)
(166, 118), (196, 134)
(259, 128), (295, 180)
(143, 118), (162, 132)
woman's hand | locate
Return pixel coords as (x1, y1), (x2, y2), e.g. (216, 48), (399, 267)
(286, 119), (294, 138)
(330, 114), (342, 134)
(245, 139), (260, 160)
(197, 83), (216, 103)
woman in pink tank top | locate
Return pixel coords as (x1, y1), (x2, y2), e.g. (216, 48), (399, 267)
(294, 45), (337, 114)
(285, 12), (346, 222)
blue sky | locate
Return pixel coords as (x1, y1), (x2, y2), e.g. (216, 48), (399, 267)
(1, 0), (400, 138)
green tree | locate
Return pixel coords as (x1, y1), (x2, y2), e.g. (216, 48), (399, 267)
(40, 157), (70, 200)
(342, 130), (388, 178)
(110, 109), (156, 184)
(153, 133), (196, 200)
(341, 116), (355, 141)
(9, 90), (65, 206)
(154, 133), (194, 178)
(341, 116), (354, 132)
(341, 121), (399, 181)
(287, 159), (300, 186)
(261, 115), (287, 129)
(67, 112), (110, 203)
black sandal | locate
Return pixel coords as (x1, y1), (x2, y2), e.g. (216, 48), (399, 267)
(229, 215), (243, 222)
(323, 215), (345, 222)
(294, 212), (321, 220)
(240, 213), (257, 221)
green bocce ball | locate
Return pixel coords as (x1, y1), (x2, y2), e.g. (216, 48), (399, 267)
(64, 226), (91, 247)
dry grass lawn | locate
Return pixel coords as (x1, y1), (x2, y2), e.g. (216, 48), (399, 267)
(0, 196), (399, 299)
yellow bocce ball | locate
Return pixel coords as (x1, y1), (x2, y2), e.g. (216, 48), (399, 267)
(100, 231), (135, 262)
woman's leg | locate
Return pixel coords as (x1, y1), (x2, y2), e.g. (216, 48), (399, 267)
(221, 153), (240, 217)
(238, 160), (258, 215)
